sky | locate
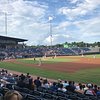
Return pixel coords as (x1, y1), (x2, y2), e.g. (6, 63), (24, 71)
(0, 0), (100, 45)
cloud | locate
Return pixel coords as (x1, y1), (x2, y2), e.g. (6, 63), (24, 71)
(55, 21), (71, 30)
(72, 16), (100, 42)
(28, 15), (100, 44)
(59, 0), (100, 19)
(0, 0), (100, 45)
(43, 34), (71, 45)
(69, 0), (79, 4)
(0, 0), (48, 44)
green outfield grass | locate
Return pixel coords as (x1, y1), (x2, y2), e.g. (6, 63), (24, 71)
(17, 57), (79, 64)
(85, 54), (100, 58)
(0, 56), (100, 85)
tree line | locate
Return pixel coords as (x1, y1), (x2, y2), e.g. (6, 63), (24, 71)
(30, 42), (100, 48)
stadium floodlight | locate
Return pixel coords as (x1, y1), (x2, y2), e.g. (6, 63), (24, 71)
(48, 16), (53, 47)
(2, 0), (9, 36)
(0, 11), (7, 36)
(5, 12), (8, 36)
(1, 11), (12, 36)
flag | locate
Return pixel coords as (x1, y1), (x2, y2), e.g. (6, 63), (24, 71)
(49, 16), (53, 21)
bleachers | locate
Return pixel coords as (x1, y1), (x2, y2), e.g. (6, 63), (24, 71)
(0, 47), (91, 59)
(1, 86), (100, 100)
(0, 69), (100, 100)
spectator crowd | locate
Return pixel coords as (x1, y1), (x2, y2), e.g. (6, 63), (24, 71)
(0, 47), (90, 60)
(0, 69), (100, 100)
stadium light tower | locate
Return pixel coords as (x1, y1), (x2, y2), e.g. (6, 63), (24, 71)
(5, 0), (9, 36)
(4, 0), (9, 36)
(0, 5), (8, 36)
(48, 16), (53, 47)
(5, 12), (8, 36)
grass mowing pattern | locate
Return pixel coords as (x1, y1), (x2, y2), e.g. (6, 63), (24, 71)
(0, 61), (100, 85)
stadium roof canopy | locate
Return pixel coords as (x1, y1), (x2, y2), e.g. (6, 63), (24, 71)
(0, 35), (27, 42)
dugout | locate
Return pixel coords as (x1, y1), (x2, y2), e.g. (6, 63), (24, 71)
(0, 35), (27, 49)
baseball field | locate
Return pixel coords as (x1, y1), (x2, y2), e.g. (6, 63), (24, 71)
(0, 54), (100, 85)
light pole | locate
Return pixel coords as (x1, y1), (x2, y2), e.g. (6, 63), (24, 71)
(5, 12), (8, 36)
(49, 16), (55, 57)
(0, 11), (8, 36)
(2, 0), (9, 36)
(4, 0), (9, 36)
(49, 16), (53, 47)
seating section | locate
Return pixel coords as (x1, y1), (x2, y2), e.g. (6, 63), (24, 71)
(0, 69), (100, 100)
(0, 47), (91, 59)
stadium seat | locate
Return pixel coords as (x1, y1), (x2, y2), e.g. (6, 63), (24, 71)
(43, 93), (54, 99)
(0, 93), (3, 100)
(26, 94), (42, 100)
(33, 90), (42, 97)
